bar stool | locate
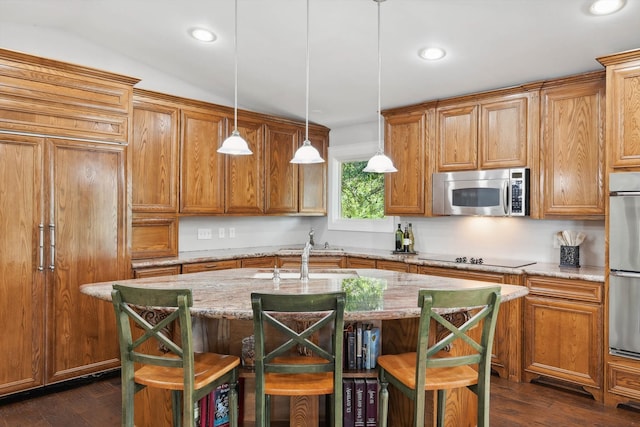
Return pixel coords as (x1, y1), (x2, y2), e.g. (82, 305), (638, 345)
(377, 287), (502, 427)
(111, 285), (240, 427)
(251, 291), (346, 427)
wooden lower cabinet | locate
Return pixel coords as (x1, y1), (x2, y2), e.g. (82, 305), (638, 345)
(377, 260), (410, 272)
(605, 356), (640, 407)
(417, 266), (523, 381)
(241, 256), (277, 268)
(346, 256), (377, 269)
(523, 276), (603, 401)
(277, 256), (346, 269)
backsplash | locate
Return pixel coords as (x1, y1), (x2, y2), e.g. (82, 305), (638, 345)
(180, 215), (605, 267)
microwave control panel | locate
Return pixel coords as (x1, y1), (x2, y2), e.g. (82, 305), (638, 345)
(509, 168), (529, 216)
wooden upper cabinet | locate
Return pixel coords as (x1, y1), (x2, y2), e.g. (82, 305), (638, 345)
(437, 93), (529, 172)
(299, 129), (328, 214)
(132, 97), (180, 213)
(598, 49), (640, 168)
(180, 108), (227, 214)
(0, 48), (138, 143)
(265, 122), (299, 214)
(479, 97), (528, 169)
(540, 73), (605, 218)
(225, 116), (265, 214)
(437, 104), (478, 171)
(384, 110), (427, 215)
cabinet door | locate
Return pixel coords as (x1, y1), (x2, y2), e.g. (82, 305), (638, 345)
(606, 58), (640, 168)
(265, 123), (299, 214)
(132, 100), (179, 213)
(226, 117), (264, 214)
(384, 112), (426, 215)
(376, 260), (409, 272)
(180, 109), (226, 214)
(479, 97), (528, 169)
(46, 138), (126, 383)
(540, 78), (605, 218)
(0, 134), (45, 395)
(436, 104), (478, 171)
(346, 257), (377, 269)
(299, 129), (328, 214)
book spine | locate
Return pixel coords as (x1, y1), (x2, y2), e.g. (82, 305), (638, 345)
(365, 378), (378, 426)
(356, 323), (363, 370)
(369, 326), (380, 369)
(214, 383), (230, 427)
(354, 378), (365, 427)
(346, 328), (356, 370)
(343, 378), (355, 427)
(362, 328), (372, 369)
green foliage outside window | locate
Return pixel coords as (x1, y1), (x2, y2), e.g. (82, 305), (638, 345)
(340, 161), (385, 219)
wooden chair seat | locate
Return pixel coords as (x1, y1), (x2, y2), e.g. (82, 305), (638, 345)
(377, 351), (478, 390)
(264, 355), (333, 395)
(135, 353), (240, 391)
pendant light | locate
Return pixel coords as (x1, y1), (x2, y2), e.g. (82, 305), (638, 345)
(291, 0), (324, 164)
(218, 0), (252, 155)
(363, 0), (397, 173)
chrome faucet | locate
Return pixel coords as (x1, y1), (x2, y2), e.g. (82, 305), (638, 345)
(308, 228), (315, 247)
(300, 241), (311, 282)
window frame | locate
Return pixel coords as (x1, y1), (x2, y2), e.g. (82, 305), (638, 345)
(327, 143), (396, 233)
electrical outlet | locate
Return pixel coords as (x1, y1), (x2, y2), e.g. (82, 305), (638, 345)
(218, 228), (225, 239)
(229, 227), (236, 238)
(197, 228), (212, 240)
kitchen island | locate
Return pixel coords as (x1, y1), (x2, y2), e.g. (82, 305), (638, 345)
(81, 268), (528, 426)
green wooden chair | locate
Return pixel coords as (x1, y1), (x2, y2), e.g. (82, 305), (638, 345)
(111, 285), (240, 427)
(377, 286), (502, 427)
(251, 291), (346, 427)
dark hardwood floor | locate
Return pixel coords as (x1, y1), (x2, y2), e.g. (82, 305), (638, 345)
(0, 373), (638, 426)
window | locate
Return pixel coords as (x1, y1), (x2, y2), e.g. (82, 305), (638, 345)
(328, 143), (395, 232)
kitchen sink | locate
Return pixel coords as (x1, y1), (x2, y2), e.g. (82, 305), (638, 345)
(252, 271), (358, 280)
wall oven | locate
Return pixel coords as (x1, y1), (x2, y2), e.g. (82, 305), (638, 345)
(432, 168), (529, 217)
(609, 172), (640, 360)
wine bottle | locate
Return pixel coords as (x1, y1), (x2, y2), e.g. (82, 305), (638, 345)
(408, 223), (415, 253)
(403, 225), (411, 253)
(395, 223), (403, 251)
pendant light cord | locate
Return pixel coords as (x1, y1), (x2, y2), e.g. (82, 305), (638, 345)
(305, 0), (310, 142)
(233, 0), (239, 131)
(377, 0), (382, 153)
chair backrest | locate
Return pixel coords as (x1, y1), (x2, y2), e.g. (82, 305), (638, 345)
(111, 285), (196, 381)
(251, 292), (346, 376)
(414, 287), (502, 387)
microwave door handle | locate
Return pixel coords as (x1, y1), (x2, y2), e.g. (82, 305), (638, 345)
(610, 270), (640, 279)
(503, 181), (509, 215)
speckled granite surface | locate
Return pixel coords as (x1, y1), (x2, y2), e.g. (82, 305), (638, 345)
(81, 268), (528, 321)
(131, 245), (605, 282)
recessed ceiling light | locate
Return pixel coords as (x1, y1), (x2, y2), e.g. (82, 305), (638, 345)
(419, 47), (446, 61)
(589, 0), (626, 15)
(189, 27), (217, 43)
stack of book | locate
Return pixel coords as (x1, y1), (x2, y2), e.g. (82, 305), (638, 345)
(344, 322), (381, 371)
(196, 379), (244, 427)
(343, 377), (378, 427)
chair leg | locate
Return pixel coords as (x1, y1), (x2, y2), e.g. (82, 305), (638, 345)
(379, 380), (389, 427)
(436, 389), (446, 427)
(229, 379), (239, 427)
(171, 390), (182, 427)
(121, 379), (135, 427)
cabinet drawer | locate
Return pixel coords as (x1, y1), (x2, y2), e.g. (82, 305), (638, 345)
(346, 257), (377, 269)
(182, 259), (240, 273)
(241, 256), (277, 268)
(277, 256), (345, 269)
(133, 265), (181, 279)
(607, 361), (640, 402)
(526, 276), (602, 303)
(418, 265), (507, 283)
(131, 215), (178, 259)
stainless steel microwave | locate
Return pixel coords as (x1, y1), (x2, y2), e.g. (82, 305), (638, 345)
(432, 168), (530, 217)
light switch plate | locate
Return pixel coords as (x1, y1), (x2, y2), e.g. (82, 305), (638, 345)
(197, 228), (212, 240)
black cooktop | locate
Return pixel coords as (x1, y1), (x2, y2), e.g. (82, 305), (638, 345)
(418, 254), (536, 268)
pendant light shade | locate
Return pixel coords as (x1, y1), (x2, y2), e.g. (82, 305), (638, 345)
(364, 0), (396, 173)
(291, 0), (324, 164)
(218, 0), (252, 155)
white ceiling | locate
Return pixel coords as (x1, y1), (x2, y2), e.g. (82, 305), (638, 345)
(1, 0), (638, 129)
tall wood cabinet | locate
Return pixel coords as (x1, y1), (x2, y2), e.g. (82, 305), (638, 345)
(598, 48), (640, 408)
(539, 72), (605, 219)
(0, 49), (137, 396)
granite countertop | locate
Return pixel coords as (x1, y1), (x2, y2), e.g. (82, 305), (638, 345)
(81, 268), (528, 321)
(132, 246), (605, 283)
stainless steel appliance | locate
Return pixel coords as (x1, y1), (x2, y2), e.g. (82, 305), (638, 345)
(419, 254), (536, 268)
(609, 172), (640, 360)
(432, 168), (529, 217)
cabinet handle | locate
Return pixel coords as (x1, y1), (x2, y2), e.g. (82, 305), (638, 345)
(49, 223), (55, 271)
(38, 224), (44, 271)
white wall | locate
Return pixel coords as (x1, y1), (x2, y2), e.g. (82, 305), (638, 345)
(1, 23), (606, 266)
